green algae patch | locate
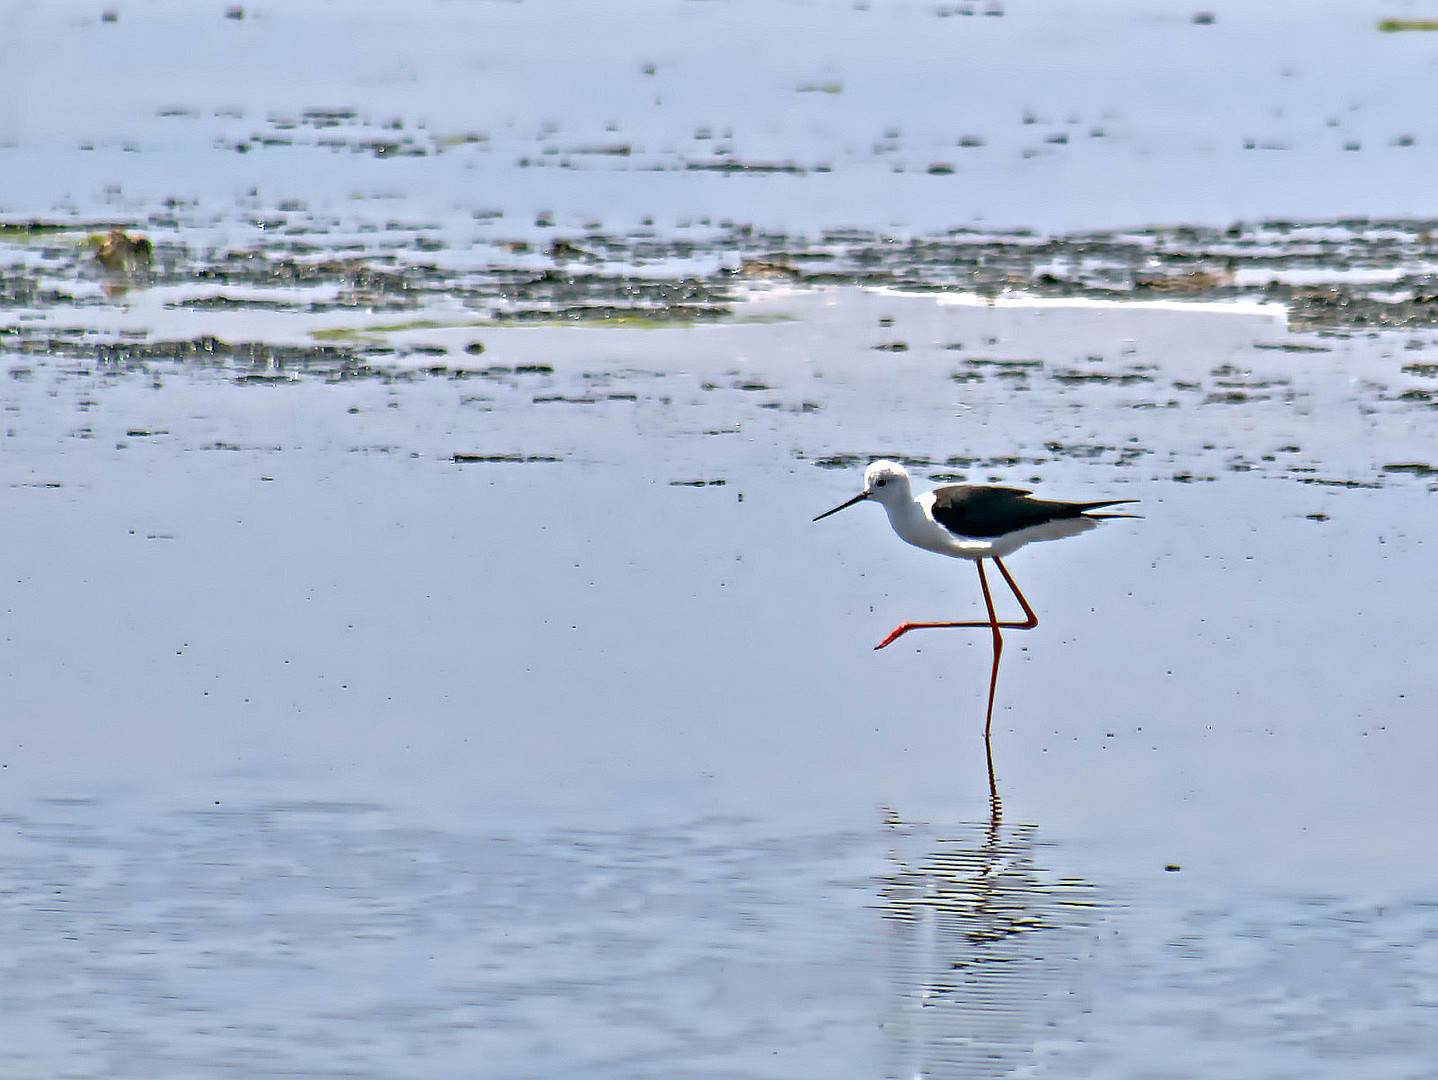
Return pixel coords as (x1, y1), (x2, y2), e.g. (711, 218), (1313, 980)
(490, 306), (729, 328)
(310, 319), (476, 340)
(1378, 18), (1438, 31)
(0, 222), (95, 244)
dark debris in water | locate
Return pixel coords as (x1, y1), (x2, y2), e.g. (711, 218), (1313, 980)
(1051, 369), (1155, 385)
(6, 210), (1438, 494)
(0, 330), (469, 384)
(453, 453), (564, 464)
(12, 213), (1438, 330)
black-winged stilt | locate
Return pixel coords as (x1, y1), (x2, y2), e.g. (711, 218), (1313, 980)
(813, 460), (1136, 735)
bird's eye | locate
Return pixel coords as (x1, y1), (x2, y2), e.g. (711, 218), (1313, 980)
(874, 478), (887, 487)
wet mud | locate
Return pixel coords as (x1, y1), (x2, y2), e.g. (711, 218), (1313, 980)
(12, 215), (1438, 344)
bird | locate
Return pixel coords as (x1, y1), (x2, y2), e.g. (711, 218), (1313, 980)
(93, 229), (153, 272)
(813, 459), (1136, 735)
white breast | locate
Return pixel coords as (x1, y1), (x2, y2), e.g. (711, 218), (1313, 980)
(882, 499), (985, 559)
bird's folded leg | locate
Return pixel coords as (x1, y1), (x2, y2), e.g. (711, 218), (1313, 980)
(873, 557), (1037, 649)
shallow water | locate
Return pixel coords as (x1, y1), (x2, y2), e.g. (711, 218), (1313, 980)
(5, 800), (1438, 1077)
(6, 2), (1438, 1076)
(9, 0), (1438, 236)
(2, 287), (1437, 1075)
(0, 802), (888, 1078)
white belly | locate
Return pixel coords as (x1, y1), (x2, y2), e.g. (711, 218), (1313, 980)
(885, 504), (1096, 560)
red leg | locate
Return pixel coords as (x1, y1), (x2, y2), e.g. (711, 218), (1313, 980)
(873, 556), (1038, 649)
(873, 556), (1040, 737)
(976, 560), (1004, 737)
(990, 556), (1038, 631)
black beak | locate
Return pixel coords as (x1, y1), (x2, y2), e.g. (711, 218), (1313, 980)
(812, 490), (869, 522)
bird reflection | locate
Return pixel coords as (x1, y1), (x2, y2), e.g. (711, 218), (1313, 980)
(878, 741), (1104, 1079)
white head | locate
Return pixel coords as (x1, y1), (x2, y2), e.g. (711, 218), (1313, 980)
(813, 459), (914, 521)
(861, 460), (913, 506)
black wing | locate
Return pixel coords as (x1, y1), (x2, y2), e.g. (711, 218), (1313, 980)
(929, 484), (1123, 538)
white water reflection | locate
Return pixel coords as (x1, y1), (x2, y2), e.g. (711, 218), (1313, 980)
(8, 0), (1438, 235)
(7, 792), (1438, 1078)
(0, 801), (887, 1079)
(880, 795), (1107, 1079)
